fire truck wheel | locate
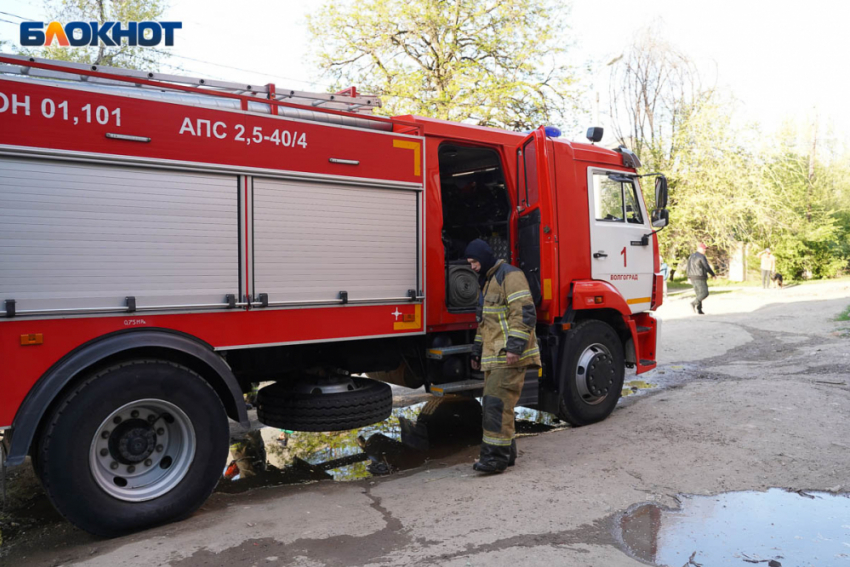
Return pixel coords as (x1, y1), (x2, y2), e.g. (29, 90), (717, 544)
(557, 320), (625, 426)
(35, 359), (229, 537)
(256, 378), (392, 431)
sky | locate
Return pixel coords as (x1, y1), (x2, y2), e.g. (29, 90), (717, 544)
(1, 0), (847, 146)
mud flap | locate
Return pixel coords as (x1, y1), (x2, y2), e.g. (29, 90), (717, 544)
(518, 368), (540, 407)
(1, 436), (6, 507)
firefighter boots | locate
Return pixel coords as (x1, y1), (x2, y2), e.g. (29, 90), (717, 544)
(473, 366), (526, 474)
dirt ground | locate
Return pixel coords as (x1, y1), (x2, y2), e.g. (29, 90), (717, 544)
(2, 279), (849, 567)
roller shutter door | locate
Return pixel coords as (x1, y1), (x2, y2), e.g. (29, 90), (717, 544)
(0, 157), (239, 314)
(253, 178), (419, 304)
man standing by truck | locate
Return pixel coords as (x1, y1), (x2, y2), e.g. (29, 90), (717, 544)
(687, 242), (716, 315)
(465, 239), (541, 473)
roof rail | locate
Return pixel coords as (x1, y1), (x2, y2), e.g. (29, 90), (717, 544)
(0, 54), (416, 131)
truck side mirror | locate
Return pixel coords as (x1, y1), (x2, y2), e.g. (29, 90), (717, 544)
(655, 176), (668, 209)
(651, 208), (669, 228)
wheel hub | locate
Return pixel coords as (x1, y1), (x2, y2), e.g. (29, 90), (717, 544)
(89, 399), (196, 502)
(291, 374), (357, 395)
(110, 420), (157, 463)
(585, 353), (615, 397)
(575, 343), (616, 406)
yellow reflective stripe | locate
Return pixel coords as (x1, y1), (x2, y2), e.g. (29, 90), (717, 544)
(482, 347), (540, 363)
(482, 306), (507, 313)
(507, 290), (532, 303)
(482, 435), (513, 446)
(498, 312), (509, 339)
(392, 139), (421, 176)
(520, 348), (540, 360)
(474, 335), (483, 343)
(508, 329), (531, 340)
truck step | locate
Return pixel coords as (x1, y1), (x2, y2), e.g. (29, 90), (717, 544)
(426, 345), (474, 359)
(428, 368), (542, 403)
(428, 379), (484, 396)
(636, 326), (652, 333)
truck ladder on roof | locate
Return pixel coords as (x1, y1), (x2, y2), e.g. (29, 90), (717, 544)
(0, 54), (382, 116)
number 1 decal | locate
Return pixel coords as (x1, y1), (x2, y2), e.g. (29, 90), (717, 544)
(621, 247), (627, 267)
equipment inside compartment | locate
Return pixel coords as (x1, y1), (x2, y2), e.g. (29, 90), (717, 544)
(438, 144), (511, 311)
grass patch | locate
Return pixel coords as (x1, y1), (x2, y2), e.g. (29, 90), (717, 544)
(667, 280), (692, 290)
(668, 278), (755, 290)
(798, 274), (850, 286)
(836, 305), (850, 322)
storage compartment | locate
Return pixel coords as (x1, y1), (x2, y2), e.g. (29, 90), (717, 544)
(0, 157), (239, 315)
(438, 144), (511, 311)
(252, 178), (421, 304)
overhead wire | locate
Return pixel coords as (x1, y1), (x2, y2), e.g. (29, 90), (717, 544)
(0, 16), (508, 113)
(148, 48), (334, 90)
(0, 10), (31, 20)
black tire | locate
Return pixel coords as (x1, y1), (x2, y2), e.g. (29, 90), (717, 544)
(556, 320), (625, 426)
(36, 360), (229, 537)
(257, 378), (392, 431)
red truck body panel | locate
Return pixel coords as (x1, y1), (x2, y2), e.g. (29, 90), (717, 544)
(0, 57), (661, 431)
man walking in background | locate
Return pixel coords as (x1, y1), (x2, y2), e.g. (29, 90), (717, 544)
(758, 248), (776, 289)
(687, 242), (716, 315)
(465, 239), (540, 474)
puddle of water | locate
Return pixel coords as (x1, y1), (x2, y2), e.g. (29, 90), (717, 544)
(514, 407), (567, 433)
(621, 379), (657, 397)
(220, 397), (564, 492)
(615, 489), (850, 567)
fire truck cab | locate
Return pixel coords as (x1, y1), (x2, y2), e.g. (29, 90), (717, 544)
(0, 55), (668, 536)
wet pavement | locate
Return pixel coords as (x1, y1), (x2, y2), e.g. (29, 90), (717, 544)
(219, 396), (565, 493)
(615, 489), (850, 566)
(622, 379), (657, 397)
(0, 394), (569, 556)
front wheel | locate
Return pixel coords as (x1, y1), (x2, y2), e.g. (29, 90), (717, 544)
(557, 320), (625, 426)
(36, 360), (229, 537)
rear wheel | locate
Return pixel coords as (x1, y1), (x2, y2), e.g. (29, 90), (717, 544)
(36, 360), (229, 537)
(557, 320), (625, 426)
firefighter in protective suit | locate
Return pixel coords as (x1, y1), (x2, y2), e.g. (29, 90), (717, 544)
(465, 239), (541, 473)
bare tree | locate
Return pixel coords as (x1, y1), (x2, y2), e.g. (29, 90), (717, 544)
(608, 26), (711, 164)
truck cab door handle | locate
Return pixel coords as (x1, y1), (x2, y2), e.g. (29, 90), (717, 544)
(593, 251), (608, 259)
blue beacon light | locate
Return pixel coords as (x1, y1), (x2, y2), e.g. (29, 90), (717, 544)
(544, 126), (561, 138)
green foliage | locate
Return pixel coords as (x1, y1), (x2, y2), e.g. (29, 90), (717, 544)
(758, 129), (850, 279)
(20, 0), (168, 71)
(836, 304), (850, 322)
(307, 0), (581, 131)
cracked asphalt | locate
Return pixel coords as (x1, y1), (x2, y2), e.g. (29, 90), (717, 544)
(2, 279), (849, 567)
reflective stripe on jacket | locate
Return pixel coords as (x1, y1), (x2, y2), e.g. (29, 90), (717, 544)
(472, 260), (541, 370)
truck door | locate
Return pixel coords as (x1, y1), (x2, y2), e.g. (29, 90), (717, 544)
(587, 168), (653, 312)
(516, 127), (556, 312)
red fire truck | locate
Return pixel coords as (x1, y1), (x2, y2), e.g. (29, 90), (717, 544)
(0, 55), (668, 536)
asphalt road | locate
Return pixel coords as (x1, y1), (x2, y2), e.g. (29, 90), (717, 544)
(2, 279), (849, 567)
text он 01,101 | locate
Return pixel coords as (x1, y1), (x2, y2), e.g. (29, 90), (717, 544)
(0, 92), (121, 126)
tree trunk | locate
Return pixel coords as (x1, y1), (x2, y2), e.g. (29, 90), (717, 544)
(806, 113), (818, 223)
(94, 0), (106, 66)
